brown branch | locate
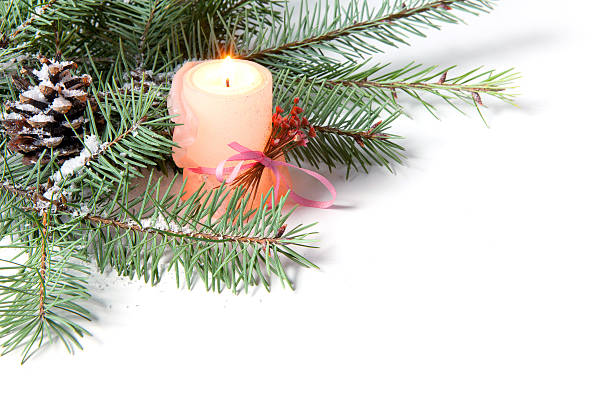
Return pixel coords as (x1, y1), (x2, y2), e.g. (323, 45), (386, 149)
(9, 0), (60, 41)
(0, 182), (67, 210)
(327, 79), (506, 94)
(244, 0), (472, 60)
(312, 124), (389, 147)
(38, 211), (48, 319)
(81, 116), (145, 169)
(10, 189), (286, 246)
(84, 214), (285, 246)
(138, 0), (161, 57)
(0, 182), (38, 200)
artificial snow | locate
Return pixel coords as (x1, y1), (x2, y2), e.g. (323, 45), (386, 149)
(22, 87), (47, 102)
(33, 64), (49, 82)
(14, 103), (41, 113)
(49, 134), (103, 187)
(62, 117), (84, 128)
(28, 113), (55, 123)
(51, 96), (71, 110)
(40, 79), (57, 90)
(126, 214), (193, 234)
(43, 134), (108, 201)
(30, 128), (51, 136)
(0, 112), (23, 120)
(38, 136), (64, 147)
(62, 88), (86, 98)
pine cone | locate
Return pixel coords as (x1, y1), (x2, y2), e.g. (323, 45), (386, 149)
(1, 55), (103, 165)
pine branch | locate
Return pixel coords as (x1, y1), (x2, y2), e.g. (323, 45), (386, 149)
(0, 182), (37, 201)
(273, 72), (405, 174)
(138, 0), (162, 63)
(312, 124), (390, 147)
(328, 77), (506, 95)
(306, 63), (519, 118)
(38, 210), (48, 320)
(0, 208), (91, 363)
(243, 0), (495, 63)
(0, 0), (516, 361)
(8, 0), (59, 42)
(84, 212), (288, 246)
(80, 116), (146, 172)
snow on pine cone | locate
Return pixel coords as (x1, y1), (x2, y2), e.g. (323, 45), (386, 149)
(1, 55), (103, 165)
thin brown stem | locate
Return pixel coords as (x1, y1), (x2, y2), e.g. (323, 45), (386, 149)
(328, 78), (506, 94)
(138, 0), (161, 58)
(0, 182), (38, 199)
(84, 214), (284, 245)
(0, 182), (67, 211)
(14, 196), (286, 246)
(82, 117), (145, 169)
(9, 0), (60, 41)
(245, 0), (471, 60)
(312, 124), (389, 146)
(38, 211), (48, 319)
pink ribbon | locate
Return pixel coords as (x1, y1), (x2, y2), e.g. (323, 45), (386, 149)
(189, 142), (336, 209)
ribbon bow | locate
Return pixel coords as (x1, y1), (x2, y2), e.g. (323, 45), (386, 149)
(189, 142), (336, 209)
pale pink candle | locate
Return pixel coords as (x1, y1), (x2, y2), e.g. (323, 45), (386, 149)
(169, 57), (287, 205)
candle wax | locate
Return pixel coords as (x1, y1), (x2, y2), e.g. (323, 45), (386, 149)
(169, 58), (289, 209)
(191, 57), (263, 95)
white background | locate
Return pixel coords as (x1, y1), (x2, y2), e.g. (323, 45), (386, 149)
(2, 1), (612, 407)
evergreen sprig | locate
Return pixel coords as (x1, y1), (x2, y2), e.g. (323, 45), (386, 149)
(243, 0), (495, 61)
(0, 0), (516, 361)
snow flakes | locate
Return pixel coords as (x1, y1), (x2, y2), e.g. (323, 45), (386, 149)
(39, 136), (64, 147)
(22, 87), (47, 103)
(126, 214), (193, 234)
(62, 88), (87, 98)
(28, 113), (55, 125)
(50, 134), (103, 184)
(0, 112), (24, 120)
(51, 95), (72, 113)
(62, 117), (84, 128)
(33, 64), (49, 82)
(14, 103), (41, 113)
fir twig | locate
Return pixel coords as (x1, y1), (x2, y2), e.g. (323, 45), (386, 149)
(0, 0), (515, 362)
(38, 211), (48, 320)
(312, 124), (389, 147)
(84, 213), (288, 246)
(328, 78), (506, 95)
(82, 116), (146, 171)
(9, 0), (59, 41)
(244, 0), (494, 61)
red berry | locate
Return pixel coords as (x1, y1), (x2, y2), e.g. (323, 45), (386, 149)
(309, 126), (316, 139)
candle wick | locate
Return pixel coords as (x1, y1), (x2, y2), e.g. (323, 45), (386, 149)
(226, 78), (230, 88)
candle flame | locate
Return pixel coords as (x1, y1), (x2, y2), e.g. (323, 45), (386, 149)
(223, 56), (233, 87)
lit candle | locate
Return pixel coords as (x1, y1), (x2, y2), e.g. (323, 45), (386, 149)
(169, 57), (287, 205)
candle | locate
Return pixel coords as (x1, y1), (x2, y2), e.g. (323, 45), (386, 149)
(169, 57), (288, 206)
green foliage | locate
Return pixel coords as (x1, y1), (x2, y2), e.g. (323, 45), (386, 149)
(0, 199), (91, 364)
(0, 0), (516, 361)
(82, 172), (317, 292)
